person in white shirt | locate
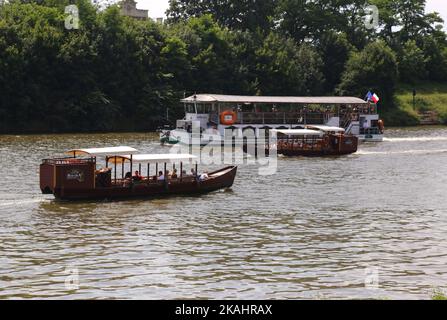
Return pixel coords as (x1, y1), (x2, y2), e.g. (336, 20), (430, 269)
(157, 171), (165, 181)
(199, 172), (209, 181)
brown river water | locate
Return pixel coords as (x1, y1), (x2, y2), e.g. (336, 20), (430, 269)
(0, 126), (447, 299)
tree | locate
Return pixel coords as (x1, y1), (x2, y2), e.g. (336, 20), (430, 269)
(254, 32), (324, 95)
(372, 0), (444, 46)
(167, 15), (236, 94)
(398, 40), (427, 83)
(167, 0), (276, 33)
(316, 31), (354, 93)
(337, 41), (398, 109)
(275, 0), (371, 47)
(422, 36), (447, 82)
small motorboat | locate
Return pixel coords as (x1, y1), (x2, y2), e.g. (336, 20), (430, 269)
(40, 146), (237, 200)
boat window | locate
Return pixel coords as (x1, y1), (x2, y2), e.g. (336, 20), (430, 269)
(196, 104), (212, 114)
(185, 104), (195, 113)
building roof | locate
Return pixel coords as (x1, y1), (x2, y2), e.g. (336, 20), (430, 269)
(67, 146), (139, 157)
(106, 154), (198, 165)
(181, 94), (369, 105)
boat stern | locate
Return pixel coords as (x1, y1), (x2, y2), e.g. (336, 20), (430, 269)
(40, 158), (96, 198)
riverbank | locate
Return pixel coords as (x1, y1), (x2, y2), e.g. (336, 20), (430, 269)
(381, 82), (447, 126)
(2, 81), (447, 134)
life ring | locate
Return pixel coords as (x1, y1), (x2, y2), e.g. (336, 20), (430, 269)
(220, 111), (237, 125)
(378, 119), (385, 134)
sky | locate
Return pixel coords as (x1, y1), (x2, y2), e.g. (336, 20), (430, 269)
(138, 0), (447, 30)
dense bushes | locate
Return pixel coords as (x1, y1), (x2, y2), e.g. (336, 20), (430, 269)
(0, 0), (446, 133)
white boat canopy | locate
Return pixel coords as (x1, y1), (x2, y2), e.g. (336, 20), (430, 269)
(306, 125), (346, 133)
(181, 94), (369, 105)
(67, 146), (139, 157)
(272, 129), (324, 137)
(107, 154), (198, 165)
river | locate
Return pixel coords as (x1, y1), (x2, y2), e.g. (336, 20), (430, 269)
(0, 126), (447, 299)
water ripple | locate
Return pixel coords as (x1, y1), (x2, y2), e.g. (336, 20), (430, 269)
(0, 129), (447, 299)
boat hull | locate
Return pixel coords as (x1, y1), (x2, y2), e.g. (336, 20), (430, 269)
(51, 166), (237, 201)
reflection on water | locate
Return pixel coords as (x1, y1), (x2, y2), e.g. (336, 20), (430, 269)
(1, 128), (447, 299)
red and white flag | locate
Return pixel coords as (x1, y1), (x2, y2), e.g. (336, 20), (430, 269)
(371, 93), (380, 103)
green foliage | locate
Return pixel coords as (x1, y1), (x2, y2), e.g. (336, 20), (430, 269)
(372, 0), (444, 45)
(1, 0), (447, 133)
(317, 31), (354, 93)
(432, 289), (447, 300)
(433, 294), (447, 300)
(422, 36), (447, 82)
(398, 40), (427, 83)
(167, 0), (276, 33)
(337, 41), (398, 109)
(255, 32), (324, 95)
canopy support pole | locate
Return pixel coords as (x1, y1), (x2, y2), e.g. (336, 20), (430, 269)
(114, 156), (117, 184)
(180, 162), (183, 182)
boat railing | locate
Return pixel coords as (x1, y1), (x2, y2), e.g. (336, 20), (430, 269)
(275, 135), (325, 151)
(360, 127), (381, 135)
(110, 176), (198, 188)
(236, 112), (325, 125)
(42, 157), (96, 165)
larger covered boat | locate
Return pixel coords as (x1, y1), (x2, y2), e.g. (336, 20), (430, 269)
(40, 146), (237, 200)
(161, 94), (384, 146)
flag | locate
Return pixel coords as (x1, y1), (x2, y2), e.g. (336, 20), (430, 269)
(365, 91), (373, 101)
(371, 93), (380, 104)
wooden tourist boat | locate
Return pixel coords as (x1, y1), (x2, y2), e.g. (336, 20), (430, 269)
(269, 125), (358, 157)
(40, 146), (237, 200)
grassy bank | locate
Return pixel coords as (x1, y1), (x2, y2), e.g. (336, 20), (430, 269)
(381, 82), (447, 126)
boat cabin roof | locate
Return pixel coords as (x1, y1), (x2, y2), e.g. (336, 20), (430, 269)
(272, 129), (324, 137)
(107, 154), (197, 165)
(181, 94), (369, 105)
(67, 146), (139, 157)
(306, 125), (345, 133)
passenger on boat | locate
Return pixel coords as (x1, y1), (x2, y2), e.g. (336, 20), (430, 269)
(199, 172), (209, 181)
(133, 171), (143, 181)
(122, 172), (133, 187)
(158, 171), (165, 181)
(190, 168), (196, 176)
(172, 169), (178, 179)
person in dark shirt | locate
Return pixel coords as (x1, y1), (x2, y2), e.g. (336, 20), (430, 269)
(133, 171), (143, 181)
